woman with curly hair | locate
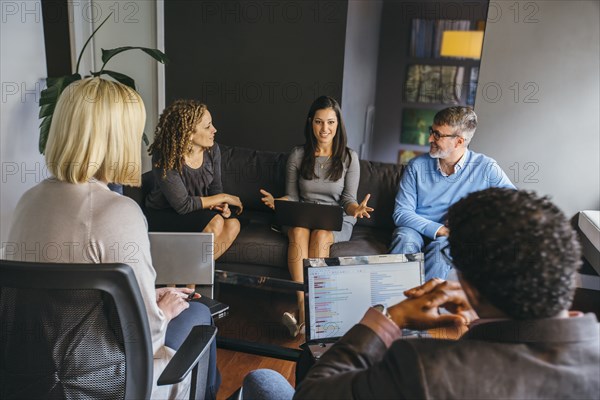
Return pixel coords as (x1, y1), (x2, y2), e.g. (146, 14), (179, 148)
(260, 96), (373, 337)
(145, 100), (242, 260)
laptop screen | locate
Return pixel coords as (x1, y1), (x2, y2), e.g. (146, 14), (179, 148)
(304, 254), (424, 341)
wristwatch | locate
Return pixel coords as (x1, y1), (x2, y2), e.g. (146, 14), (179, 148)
(372, 304), (392, 320)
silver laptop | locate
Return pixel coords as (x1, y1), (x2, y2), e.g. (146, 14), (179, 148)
(304, 253), (424, 342)
(149, 232), (214, 285)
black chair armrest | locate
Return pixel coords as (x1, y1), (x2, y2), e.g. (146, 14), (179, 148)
(157, 325), (217, 385)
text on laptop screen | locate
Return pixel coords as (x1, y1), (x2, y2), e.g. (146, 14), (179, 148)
(306, 259), (423, 341)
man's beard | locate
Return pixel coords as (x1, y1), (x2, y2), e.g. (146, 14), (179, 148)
(429, 146), (452, 159)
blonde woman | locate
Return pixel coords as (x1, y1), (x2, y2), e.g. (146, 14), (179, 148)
(6, 78), (219, 399)
(145, 100), (241, 260)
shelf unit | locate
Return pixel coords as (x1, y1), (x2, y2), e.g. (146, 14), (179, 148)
(398, 18), (485, 164)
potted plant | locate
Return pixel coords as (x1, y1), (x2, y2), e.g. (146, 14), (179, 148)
(38, 12), (168, 154)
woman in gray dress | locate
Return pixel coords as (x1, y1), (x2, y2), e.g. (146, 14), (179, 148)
(261, 96), (373, 336)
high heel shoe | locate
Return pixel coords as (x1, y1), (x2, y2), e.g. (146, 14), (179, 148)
(282, 312), (305, 338)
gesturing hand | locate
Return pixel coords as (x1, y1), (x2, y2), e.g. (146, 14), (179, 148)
(350, 194), (374, 218)
(260, 189), (275, 210)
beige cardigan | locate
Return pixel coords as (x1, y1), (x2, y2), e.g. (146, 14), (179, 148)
(7, 178), (189, 399)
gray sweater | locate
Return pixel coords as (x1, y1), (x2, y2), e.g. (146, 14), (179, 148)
(7, 178), (190, 399)
(286, 146), (359, 221)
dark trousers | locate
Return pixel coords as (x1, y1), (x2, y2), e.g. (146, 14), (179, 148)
(165, 301), (221, 400)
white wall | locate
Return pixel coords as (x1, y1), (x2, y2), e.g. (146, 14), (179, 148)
(0, 0), (47, 242)
(473, 0), (600, 217)
(87, 0), (159, 172)
(341, 0), (383, 157)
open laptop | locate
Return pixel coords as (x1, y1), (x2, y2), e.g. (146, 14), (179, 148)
(304, 253), (424, 345)
(275, 200), (343, 231)
(149, 232), (215, 285)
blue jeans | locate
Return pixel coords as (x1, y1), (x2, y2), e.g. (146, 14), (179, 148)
(389, 226), (453, 281)
(242, 369), (294, 400)
(165, 301), (220, 400)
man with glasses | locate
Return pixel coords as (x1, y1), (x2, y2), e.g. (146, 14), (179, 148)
(390, 106), (515, 280)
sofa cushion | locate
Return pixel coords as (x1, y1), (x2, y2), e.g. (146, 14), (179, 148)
(330, 226), (392, 257)
(220, 145), (288, 212)
(356, 160), (403, 230)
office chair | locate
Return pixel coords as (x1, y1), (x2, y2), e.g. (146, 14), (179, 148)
(0, 260), (217, 399)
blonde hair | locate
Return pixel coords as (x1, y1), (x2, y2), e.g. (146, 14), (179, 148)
(45, 77), (146, 186)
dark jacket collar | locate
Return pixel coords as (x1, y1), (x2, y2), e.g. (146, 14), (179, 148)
(463, 313), (599, 343)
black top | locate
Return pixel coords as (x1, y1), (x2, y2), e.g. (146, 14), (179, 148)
(145, 144), (223, 214)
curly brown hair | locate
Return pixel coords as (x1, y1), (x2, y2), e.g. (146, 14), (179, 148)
(148, 99), (207, 176)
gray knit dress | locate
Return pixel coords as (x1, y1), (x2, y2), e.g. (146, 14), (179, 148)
(284, 146), (360, 243)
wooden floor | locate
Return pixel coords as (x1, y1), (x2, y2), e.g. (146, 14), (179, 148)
(214, 284), (304, 400)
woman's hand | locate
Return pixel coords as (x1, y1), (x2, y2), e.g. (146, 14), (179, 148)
(260, 189), (275, 210)
(155, 287), (199, 321)
(347, 194), (374, 219)
(211, 203), (231, 218)
(223, 194), (243, 215)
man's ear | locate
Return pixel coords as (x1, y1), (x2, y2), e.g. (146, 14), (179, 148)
(455, 136), (465, 149)
(458, 273), (481, 308)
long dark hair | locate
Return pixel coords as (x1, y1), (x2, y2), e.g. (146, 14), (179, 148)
(300, 96), (350, 181)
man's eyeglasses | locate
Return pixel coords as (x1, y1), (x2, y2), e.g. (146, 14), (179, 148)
(429, 126), (460, 141)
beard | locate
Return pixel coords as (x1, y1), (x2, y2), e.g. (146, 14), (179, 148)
(429, 145), (452, 159)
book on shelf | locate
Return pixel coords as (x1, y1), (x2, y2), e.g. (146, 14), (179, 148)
(467, 67), (479, 106)
(410, 19), (472, 58)
(405, 64), (465, 104)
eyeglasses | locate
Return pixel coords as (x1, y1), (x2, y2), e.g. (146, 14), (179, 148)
(429, 126), (460, 141)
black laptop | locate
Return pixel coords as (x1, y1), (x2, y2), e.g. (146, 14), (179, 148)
(274, 200), (344, 231)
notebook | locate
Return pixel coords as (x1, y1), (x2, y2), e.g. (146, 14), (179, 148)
(149, 232), (214, 285)
(304, 253), (424, 342)
(274, 200), (343, 231)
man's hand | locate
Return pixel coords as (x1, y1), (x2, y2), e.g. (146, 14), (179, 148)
(436, 226), (450, 237)
(387, 279), (478, 330)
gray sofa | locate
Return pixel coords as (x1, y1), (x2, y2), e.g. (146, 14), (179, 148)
(126, 144), (404, 282)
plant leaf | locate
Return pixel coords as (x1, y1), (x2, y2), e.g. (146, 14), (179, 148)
(98, 70), (136, 90)
(75, 12), (113, 74)
(38, 73), (81, 153)
(101, 47), (170, 66)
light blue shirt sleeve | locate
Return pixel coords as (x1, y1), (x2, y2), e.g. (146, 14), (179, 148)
(392, 163), (443, 239)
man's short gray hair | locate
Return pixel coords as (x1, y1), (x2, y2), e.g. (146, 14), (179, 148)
(433, 106), (477, 145)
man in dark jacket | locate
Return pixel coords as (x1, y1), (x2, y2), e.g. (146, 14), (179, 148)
(243, 188), (599, 399)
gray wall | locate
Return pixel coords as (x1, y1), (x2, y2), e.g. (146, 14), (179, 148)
(341, 0), (383, 155)
(473, 0), (600, 217)
(0, 1), (47, 243)
(163, 0), (348, 152)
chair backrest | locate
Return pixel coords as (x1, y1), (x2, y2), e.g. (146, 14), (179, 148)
(0, 260), (153, 399)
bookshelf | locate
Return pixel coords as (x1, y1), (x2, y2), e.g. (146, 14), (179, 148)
(398, 17), (486, 164)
